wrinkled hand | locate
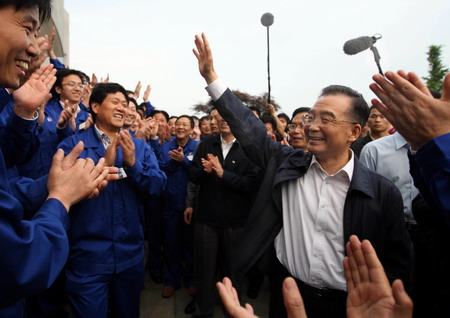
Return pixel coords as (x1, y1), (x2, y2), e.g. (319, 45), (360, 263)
(281, 137), (290, 147)
(135, 117), (154, 140)
(184, 207), (194, 225)
(133, 81), (142, 99)
(344, 235), (413, 318)
(13, 64), (57, 118)
(82, 83), (92, 104)
(266, 103), (276, 116)
(91, 73), (99, 87)
(206, 154), (224, 178)
(119, 130), (136, 166)
(143, 84), (151, 102)
(217, 277), (256, 318)
(148, 117), (159, 139)
(283, 277), (308, 318)
(46, 26), (57, 59)
(47, 146), (110, 211)
(169, 146), (184, 162)
(26, 36), (49, 77)
(370, 70), (450, 150)
(201, 157), (213, 174)
(59, 141), (120, 200)
(193, 33), (218, 84)
(101, 74), (110, 83)
(82, 114), (94, 131)
(104, 133), (119, 166)
(37, 93), (52, 126)
(57, 102), (76, 129)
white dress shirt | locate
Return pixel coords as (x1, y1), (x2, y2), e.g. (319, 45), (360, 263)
(206, 78), (354, 291)
(220, 134), (236, 160)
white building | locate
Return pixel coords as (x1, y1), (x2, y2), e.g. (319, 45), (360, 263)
(41, 0), (70, 66)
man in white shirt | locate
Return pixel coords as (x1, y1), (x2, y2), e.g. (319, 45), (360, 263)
(192, 33), (413, 318)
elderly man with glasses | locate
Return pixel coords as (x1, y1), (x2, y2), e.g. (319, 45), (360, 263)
(193, 33), (413, 318)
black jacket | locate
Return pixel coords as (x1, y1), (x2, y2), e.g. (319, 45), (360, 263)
(214, 88), (414, 290)
(188, 134), (261, 228)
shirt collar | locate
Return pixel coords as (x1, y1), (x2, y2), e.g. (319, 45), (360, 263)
(94, 124), (112, 149)
(220, 134), (236, 146)
(309, 149), (355, 182)
(393, 132), (408, 150)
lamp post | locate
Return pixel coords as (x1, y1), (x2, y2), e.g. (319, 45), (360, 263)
(261, 12), (274, 103)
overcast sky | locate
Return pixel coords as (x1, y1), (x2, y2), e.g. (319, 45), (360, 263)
(65, 0), (450, 117)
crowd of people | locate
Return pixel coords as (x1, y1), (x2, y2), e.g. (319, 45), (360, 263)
(1, 1), (450, 318)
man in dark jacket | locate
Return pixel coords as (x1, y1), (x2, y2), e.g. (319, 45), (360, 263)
(193, 33), (413, 318)
(187, 109), (261, 317)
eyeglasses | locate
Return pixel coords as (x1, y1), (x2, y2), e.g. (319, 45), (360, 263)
(301, 115), (358, 127)
(287, 123), (304, 131)
(61, 82), (85, 89)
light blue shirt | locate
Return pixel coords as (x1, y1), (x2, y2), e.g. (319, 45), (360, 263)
(360, 133), (418, 223)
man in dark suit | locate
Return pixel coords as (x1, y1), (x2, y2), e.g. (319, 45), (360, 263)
(192, 33), (413, 318)
(186, 109), (261, 317)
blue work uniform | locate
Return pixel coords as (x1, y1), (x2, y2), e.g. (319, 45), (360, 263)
(17, 97), (90, 179)
(153, 138), (197, 288)
(57, 127), (166, 318)
(0, 117), (69, 317)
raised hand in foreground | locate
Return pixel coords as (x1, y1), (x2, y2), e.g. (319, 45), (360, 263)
(344, 235), (413, 318)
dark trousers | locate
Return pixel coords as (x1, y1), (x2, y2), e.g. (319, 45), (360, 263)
(269, 258), (347, 318)
(144, 196), (163, 278)
(193, 222), (242, 317)
(65, 262), (144, 318)
(162, 209), (194, 287)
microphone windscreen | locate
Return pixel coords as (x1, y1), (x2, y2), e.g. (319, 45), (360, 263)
(343, 36), (374, 55)
(261, 13), (274, 27)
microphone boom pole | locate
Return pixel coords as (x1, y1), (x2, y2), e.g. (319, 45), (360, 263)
(261, 13), (274, 104)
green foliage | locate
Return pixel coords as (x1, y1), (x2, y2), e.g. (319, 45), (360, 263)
(190, 90), (281, 115)
(422, 45), (449, 92)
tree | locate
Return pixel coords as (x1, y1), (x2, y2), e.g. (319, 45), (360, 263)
(422, 45), (449, 92)
(191, 90), (281, 115)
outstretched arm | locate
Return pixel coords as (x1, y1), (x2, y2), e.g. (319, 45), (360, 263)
(193, 33), (289, 169)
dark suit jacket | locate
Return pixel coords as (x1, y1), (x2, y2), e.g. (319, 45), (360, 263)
(188, 134), (261, 228)
(213, 88), (414, 289)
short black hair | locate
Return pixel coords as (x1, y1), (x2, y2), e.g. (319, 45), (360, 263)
(260, 114), (277, 131)
(319, 85), (369, 127)
(199, 115), (210, 125)
(168, 115), (178, 121)
(249, 106), (261, 118)
(277, 113), (290, 128)
(0, 0), (53, 22)
(291, 107), (311, 120)
(128, 97), (138, 109)
(150, 110), (169, 122)
(54, 69), (83, 89)
(89, 83), (128, 121)
(176, 115), (194, 129)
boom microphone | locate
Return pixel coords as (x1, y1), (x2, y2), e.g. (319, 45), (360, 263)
(343, 36), (376, 55)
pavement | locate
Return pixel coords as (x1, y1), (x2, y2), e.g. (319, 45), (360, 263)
(140, 273), (270, 318)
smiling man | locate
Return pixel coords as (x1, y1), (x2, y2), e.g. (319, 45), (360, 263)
(57, 83), (166, 318)
(187, 109), (261, 317)
(287, 107), (310, 150)
(193, 33), (413, 318)
(17, 69), (91, 178)
(0, 1), (115, 316)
